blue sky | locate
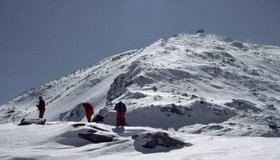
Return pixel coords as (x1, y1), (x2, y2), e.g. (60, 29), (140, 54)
(0, 0), (279, 105)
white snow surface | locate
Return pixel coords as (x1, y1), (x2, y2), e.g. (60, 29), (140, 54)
(0, 33), (280, 159)
(0, 122), (280, 160)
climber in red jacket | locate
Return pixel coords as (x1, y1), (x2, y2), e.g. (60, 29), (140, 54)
(114, 101), (127, 126)
(82, 103), (94, 122)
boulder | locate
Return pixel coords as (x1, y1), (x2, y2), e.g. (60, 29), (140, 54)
(142, 132), (188, 148)
(92, 114), (104, 123)
(72, 123), (86, 128)
(18, 118), (46, 126)
(133, 131), (191, 153)
(78, 132), (114, 143)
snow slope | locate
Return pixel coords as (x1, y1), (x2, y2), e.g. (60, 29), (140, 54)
(1, 33), (280, 137)
(0, 122), (280, 160)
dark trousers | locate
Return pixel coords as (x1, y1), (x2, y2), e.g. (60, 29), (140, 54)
(39, 109), (45, 118)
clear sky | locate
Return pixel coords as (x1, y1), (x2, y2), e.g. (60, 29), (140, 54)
(0, 0), (279, 105)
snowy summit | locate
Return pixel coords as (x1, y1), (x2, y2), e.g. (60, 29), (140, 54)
(0, 33), (280, 159)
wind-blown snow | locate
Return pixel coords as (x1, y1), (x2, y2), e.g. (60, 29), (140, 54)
(0, 33), (280, 159)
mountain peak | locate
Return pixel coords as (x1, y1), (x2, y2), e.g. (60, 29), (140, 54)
(1, 33), (280, 137)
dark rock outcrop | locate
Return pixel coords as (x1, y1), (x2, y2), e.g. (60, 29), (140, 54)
(142, 132), (189, 149)
(133, 131), (191, 153)
(18, 118), (46, 126)
(78, 132), (114, 143)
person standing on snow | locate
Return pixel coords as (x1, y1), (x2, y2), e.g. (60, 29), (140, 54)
(82, 102), (94, 122)
(114, 101), (127, 126)
(36, 96), (45, 118)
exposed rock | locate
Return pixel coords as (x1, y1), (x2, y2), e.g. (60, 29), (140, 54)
(18, 118), (46, 126)
(268, 124), (279, 131)
(127, 92), (146, 99)
(78, 132), (114, 143)
(143, 132), (187, 148)
(72, 123), (86, 127)
(225, 99), (261, 113)
(59, 104), (85, 122)
(92, 114), (105, 123)
(107, 61), (142, 102)
(133, 131), (191, 153)
(88, 125), (110, 132)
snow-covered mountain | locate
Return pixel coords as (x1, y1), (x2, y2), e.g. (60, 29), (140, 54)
(1, 33), (280, 137)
